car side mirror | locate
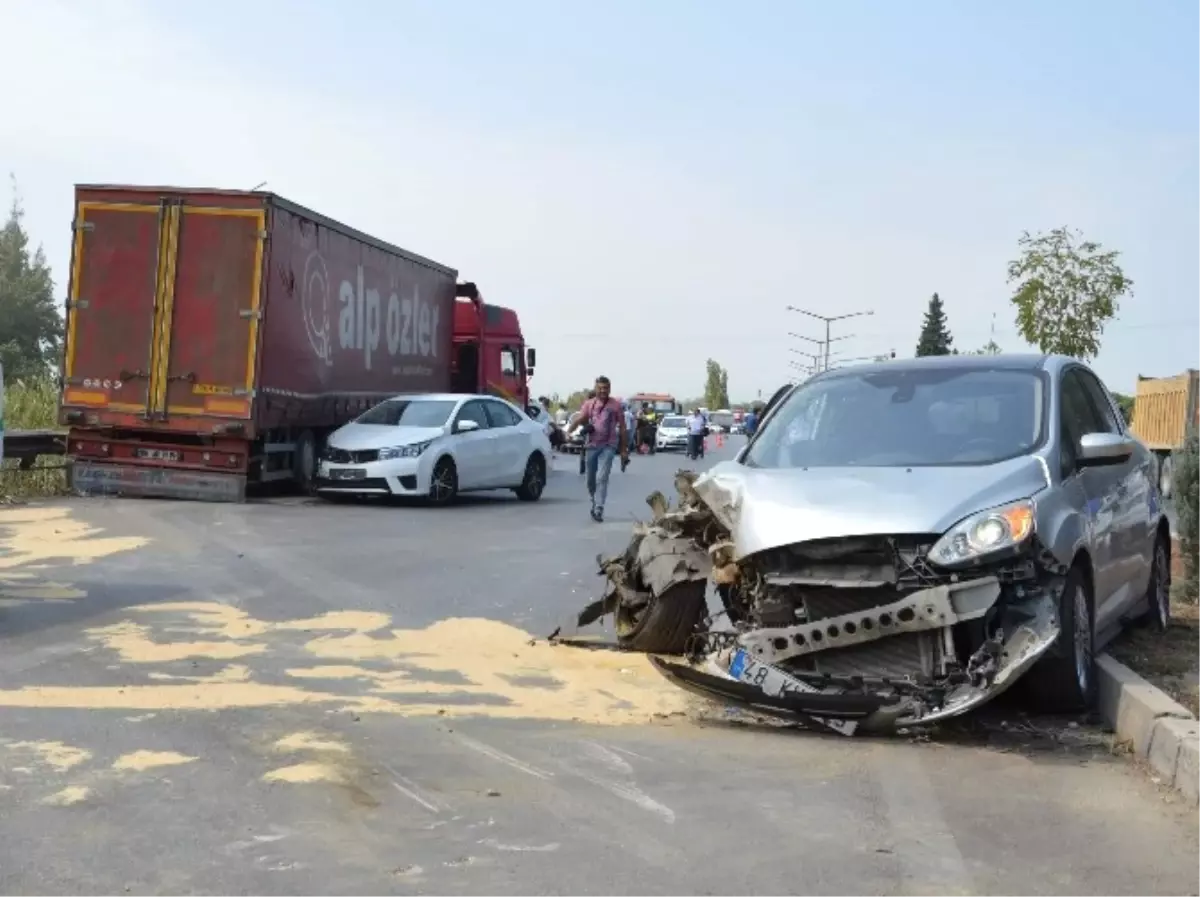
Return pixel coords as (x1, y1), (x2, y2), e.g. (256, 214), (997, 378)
(1077, 432), (1135, 467)
(456, 419), (480, 434)
(526, 347), (536, 371)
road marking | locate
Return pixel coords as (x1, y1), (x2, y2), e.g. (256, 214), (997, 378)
(479, 838), (560, 852)
(454, 734), (553, 780)
(564, 763), (676, 824)
(380, 763), (446, 814)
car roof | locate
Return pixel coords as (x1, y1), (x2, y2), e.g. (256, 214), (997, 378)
(380, 392), (520, 403)
(814, 353), (1058, 381)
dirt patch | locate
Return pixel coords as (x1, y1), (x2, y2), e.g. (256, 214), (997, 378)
(1109, 595), (1198, 718)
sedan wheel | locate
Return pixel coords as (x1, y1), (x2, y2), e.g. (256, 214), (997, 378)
(514, 454), (546, 502)
(1025, 564), (1096, 713)
(428, 457), (458, 506)
(1145, 535), (1172, 632)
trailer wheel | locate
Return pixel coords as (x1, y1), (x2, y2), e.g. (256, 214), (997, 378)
(1158, 453), (1174, 499)
(293, 429), (317, 494)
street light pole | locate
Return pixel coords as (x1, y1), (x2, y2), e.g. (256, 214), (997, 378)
(786, 307), (875, 371)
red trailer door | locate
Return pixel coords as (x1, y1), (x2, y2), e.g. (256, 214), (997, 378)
(159, 204), (266, 419)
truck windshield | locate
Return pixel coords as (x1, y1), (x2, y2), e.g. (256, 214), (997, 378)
(653, 401), (676, 413)
(357, 399), (456, 428)
(745, 367), (1044, 468)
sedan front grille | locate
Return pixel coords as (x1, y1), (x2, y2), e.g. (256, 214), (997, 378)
(326, 447), (379, 464)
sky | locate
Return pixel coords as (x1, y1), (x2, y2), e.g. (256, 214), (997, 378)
(2, 0), (1197, 402)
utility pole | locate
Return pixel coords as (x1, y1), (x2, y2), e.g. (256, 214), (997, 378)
(787, 307), (874, 371)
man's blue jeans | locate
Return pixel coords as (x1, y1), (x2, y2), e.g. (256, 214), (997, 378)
(585, 445), (617, 513)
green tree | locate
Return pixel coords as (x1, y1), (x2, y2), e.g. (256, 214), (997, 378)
(0, 181), (60, 381)
(1006, 227), (1132, 360)
(1174, 425), (1199, 602)
(915, 293), (954, 356)
(1110, 391), (1134, 425)
(704, 359), (730, 409)
(564, 389), (590, 411)
(972, 339), (1002, 356)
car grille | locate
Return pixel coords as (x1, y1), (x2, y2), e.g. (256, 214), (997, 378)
(317, 477), (391, 492)
(326, 448), (379, 464)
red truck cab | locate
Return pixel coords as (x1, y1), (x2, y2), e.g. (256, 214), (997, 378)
(451, 283), (534, 408)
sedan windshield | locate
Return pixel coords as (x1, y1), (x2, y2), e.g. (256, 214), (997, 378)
(661, 416), (685, 429)
(745, 367), (1044, 468)
(356, 399), (456, 428)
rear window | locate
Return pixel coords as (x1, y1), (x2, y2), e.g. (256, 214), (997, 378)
(661, 416), (685, 428)
(356, 399), (456, 427)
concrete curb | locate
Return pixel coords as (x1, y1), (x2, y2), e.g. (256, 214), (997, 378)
(1096, 653), (1199, 803)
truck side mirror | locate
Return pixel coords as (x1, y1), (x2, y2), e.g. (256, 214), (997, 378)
(526, 347), (536, 371)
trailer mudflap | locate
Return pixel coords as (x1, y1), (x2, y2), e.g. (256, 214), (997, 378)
(71, 460), (246, 502)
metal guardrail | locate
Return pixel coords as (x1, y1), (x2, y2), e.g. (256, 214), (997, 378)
(3, 429), (68, 470)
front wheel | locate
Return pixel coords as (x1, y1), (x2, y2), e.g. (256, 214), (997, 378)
(1025, 564), (1096, 713)
(427, 457), (458, 506)
(514, 453), (546, 502)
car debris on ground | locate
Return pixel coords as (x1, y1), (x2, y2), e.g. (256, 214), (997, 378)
(560, 469), (1067, 737)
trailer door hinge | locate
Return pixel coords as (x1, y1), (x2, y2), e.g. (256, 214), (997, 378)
(73, 221), (95, 233)
(257, 229), (269, 240)
(67, 299), (89, 310)
(232, 387), (256, 398)
(239, 309), (262, 320)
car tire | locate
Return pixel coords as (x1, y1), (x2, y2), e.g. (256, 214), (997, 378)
(1159, 454), (1174, 499)
(1025, 563), (1096, 713)
(427, 456), (458, 507)
(615, 580), (707, 654)
(514, 453), (546, 502)
(1140, 531), (1172, 632)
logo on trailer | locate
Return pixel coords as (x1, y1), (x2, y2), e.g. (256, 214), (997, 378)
(301, 251), (333, 366)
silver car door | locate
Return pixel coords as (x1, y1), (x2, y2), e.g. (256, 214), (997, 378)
(1077, 367), (1154, 618)
(483, 400), (524, 485)
(450, 400), (493, 489)
(1059, 368), (1123, 622)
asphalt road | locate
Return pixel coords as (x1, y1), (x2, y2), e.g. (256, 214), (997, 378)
(0, 442), (1196, 896)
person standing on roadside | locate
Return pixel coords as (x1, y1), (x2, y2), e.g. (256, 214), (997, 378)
(686, 407), (707, 460)
(568, 376), (628, 522)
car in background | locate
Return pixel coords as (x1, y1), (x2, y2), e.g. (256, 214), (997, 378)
(317, 393), (552, 505)
(655, 415), (690, 452)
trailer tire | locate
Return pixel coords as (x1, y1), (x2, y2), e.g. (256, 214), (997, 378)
(293, 429), (317, 494)
(615, 580), (707, 654)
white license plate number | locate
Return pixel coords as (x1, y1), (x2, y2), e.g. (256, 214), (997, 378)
(136, 448), (180, 462)
(330, 468), (366, 480)
(728, 649), (858, 736)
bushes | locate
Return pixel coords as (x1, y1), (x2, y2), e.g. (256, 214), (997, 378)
(1, 377), (68, 499)
(1173, 425), (1199, 603)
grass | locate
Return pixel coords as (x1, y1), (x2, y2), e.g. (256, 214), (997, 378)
(1108, 540), (1199, 717)
(1, 376), (69, 500)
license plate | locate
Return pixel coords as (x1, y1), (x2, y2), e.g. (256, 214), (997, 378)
(136, 448), (180, 462)
(728, 649), (858, 736)
(330, 468), (366, 480)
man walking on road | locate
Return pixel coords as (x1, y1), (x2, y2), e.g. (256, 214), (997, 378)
(568, 376), (628, 522)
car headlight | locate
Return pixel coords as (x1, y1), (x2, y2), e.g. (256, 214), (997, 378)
(378, 441), (432, 461)
(929, 499), (1035, 567)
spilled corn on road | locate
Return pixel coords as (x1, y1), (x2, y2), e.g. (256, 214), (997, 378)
(0, 446), (1196, 895)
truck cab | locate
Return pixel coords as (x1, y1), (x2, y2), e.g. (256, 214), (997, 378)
(449, 283), (534, 408)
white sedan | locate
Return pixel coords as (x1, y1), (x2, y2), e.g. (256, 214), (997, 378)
(317, 393), (553, 505)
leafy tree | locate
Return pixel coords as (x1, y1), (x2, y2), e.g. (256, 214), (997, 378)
(0, 181), (60, 381)
(1174, 425), (1198, 603)
(972, 339), (1002, 356)
(704, 359), (730, 409)
(915, 293), (954, 356)
(1006, 227), (1132, 360)
(564, 389), (590, 411)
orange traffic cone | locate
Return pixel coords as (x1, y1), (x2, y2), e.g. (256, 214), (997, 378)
(716, 432), (725, 449)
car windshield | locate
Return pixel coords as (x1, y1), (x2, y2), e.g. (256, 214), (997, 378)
(744, 367), (1044, 468)
(661, 416), (685, 428)
(356, 399), (456, 427)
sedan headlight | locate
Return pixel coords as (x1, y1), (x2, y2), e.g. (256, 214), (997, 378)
(929, 499), (1035, 567)
(378, 441), (432, 461)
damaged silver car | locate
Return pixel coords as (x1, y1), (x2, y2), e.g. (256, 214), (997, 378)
(573, 355), (1174, 735)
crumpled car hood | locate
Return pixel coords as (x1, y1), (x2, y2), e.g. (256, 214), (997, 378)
(692, 456), (1050, 560)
